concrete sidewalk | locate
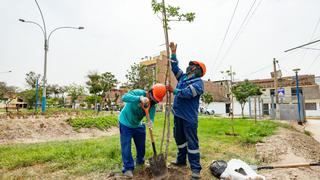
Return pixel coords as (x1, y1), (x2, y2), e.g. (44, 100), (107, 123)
(305, 119), (320, 143)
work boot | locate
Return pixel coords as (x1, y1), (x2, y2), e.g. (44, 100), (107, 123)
(191, 171), (201, 180)
(123, 170), (133, 178)
(170, 160), (187, 167)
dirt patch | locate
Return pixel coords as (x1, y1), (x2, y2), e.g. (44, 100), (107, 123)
(256, 127), (320, 180)
(0, 115), (118, 144)
(0, 164), (109, 180)
(106, 166), (190, 180)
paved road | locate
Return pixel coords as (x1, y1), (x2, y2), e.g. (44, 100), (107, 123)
(305, 119), (320, 143)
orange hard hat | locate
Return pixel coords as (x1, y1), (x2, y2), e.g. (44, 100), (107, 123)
(191, 61), (206, 77)
(151, 83), (166, 102)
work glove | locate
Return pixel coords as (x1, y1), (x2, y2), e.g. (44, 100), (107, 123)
(166, 85), (174, 93)
(140, 96), (149, 107)
(170, 58), (178, 65)
(173, 88), (180, 95)
(147, 121), (153, 129)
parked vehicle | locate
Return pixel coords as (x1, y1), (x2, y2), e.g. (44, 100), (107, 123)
(199, 106), (215, 115)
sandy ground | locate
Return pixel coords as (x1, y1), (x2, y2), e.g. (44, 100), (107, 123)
(256, 127), (320, 180)
(1, 116), (320, 180)
(0, 115), (118, 144)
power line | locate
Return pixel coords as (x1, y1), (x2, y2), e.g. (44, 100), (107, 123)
(244, 0), (263, 27)
(307, 52), (320, 71)
(217, 0), (258, 71)
(238, 50), (300, 80)
(301, 47), (320, 51)
(305, 17), (320, 71)
(310, 17), (320, 40)
(239, 63), (271, 79)
(284, 39), (320, 52)
(299, 16), (320, 64)
(210, 0), (240, 78)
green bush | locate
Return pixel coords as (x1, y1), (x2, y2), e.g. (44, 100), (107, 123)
(239, 121), (277, 144)
(69, 116), (118, 130)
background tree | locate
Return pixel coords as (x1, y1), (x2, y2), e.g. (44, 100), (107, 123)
(47, 84), (60, 98)
(125, 63), (154, 90)
(46, 84), (62, 108)
(0, 82), (16, 100)
(0, 82), (17, 112)
(67, 84), (85, 109)
(201, 92), (214, 107)
(17, 72), (42, 110)
(58, 86), (68, 107)
(85, 95), (102, 110)
(19, 89), (39, 109)
(232, 80), (262, 118)
(25, 71), (41, 89)
(86, 72), (102, 110)
(100, 72), (118, 106)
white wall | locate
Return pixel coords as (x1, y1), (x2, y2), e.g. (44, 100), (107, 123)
(207, 100), (251, 117)
(306, 102), (320, 117)
(207, 102), (225, 115)
(208, 100), (320, 118)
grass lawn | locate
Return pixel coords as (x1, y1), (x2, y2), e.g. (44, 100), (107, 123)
(0, 113), (279, 179)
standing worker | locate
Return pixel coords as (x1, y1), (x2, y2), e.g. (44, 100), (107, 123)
(167, 42), (206, 180)
(119, 83), (167, 178)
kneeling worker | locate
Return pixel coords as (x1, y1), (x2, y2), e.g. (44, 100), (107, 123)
(119, 83), (167, 178)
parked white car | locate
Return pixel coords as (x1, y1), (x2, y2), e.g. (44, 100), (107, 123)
(199, 107), (215, 115)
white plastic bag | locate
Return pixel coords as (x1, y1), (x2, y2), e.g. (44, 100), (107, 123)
(220, 159), (265, 180)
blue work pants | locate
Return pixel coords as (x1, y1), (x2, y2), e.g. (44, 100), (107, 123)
(119, 122), (146, 173)
(173, 116), (202, 173)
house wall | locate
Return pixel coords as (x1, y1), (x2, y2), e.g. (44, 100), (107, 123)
(207, 100), (251, 117)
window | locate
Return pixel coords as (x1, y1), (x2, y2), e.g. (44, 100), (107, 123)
(226, 103), (230, 113)
(270, 89), (275, 96)
(263, 104), (269, 115)
(291, 87), (302, 96)
(305, 103), (317, 110)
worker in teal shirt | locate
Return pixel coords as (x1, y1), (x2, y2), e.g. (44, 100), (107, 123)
(119, 83), (167, 178)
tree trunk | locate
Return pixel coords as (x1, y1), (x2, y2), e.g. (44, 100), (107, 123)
(94, 94), (97, 111)
(241, 103), (245, 118)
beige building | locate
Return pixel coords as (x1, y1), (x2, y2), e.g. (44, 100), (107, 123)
(140, 51), (178, 88)
(249, 74), (320, 116)
(139, 51), (226, 108)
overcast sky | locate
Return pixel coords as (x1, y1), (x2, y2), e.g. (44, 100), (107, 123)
(1, 0), (320, 89)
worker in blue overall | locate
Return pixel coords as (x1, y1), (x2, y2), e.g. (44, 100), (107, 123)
(119, 83), (167, 178)
(167, 42), (206, 180)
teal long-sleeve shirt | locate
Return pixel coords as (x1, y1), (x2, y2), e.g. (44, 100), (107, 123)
(119, 89), (156, 128)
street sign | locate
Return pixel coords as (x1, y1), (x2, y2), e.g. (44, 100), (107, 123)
(278, 88), (285, 97)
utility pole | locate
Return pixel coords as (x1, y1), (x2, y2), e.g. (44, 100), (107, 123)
(254, 96), (257, 123)
(273, 58), (279, 104)
(35, 77), (39, 113)
(293, 68), (302, 125)
(226, 66), (236, 135)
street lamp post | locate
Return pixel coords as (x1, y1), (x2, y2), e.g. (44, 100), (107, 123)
(0, 70), (12, 74)
(222, 66), (236, 135)
(293, 68), (302, 125)
(19, 0), (84, 113)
